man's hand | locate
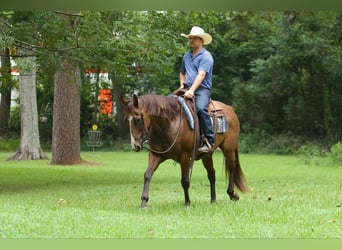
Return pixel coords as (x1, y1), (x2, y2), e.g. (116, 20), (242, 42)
(184, 89), (194, 99)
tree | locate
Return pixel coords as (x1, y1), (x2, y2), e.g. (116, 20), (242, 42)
(51, 56), (81, 164)
(229, 11), (342, 142)
(0, 12), (15, 136)
(0, 47), (12, 135)
(50, 12), (82, 165)
(1, 11), (49, 160)
(77, 11), (189, 140)
(8, 51), (48, 160)
(2, 10), (341, 151)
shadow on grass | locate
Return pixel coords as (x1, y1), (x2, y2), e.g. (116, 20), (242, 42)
(0, 161), (140, 195)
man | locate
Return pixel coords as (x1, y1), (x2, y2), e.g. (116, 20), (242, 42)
(179, 26), (215, 153)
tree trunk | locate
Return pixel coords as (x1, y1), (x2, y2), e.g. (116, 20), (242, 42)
(7, 53), (48, 160)
(51, 57), (81, 165)
(0, 47), (12, 135)
(112, 79), (129, 141)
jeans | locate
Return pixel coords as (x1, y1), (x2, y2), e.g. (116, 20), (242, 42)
(194, 88), (215, 147)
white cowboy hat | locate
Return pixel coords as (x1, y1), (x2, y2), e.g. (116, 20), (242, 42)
(181, 26), (212, 45)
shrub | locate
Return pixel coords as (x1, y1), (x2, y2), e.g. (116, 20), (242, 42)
(8, 106), (20, 132)
(239, 127), (269, 153)
(330, 142), (342, 166)
(0, 137), (20, 151)
(265, 134), (303, 154)
(296, 143), (322, 165)
(239, 129), (304, 154)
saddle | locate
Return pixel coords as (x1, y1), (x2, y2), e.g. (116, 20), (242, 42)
(172, 88), (227, 157)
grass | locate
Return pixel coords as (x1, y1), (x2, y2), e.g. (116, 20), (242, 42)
(0, 151), (341, 238)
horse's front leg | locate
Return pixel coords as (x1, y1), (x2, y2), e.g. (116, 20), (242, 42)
(180, 158), (192, 206)
(141, 153), (164, 208)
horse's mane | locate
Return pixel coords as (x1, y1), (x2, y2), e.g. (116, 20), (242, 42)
(138, 94), (180, 120)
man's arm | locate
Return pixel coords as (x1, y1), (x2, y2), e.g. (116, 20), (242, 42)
(184, 70), (206, 98)
(179, 72), (186, 88)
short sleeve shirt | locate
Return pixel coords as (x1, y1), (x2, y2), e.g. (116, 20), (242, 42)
(180, 48), (214, 89)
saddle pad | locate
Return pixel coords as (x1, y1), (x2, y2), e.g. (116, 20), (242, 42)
(214, 115), (227, 133)
(177, 96), (195, 129)
(210, 108), (227, 133)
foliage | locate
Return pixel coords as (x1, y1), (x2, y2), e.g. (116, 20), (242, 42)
(329, 141), (342, 165)
(8, 105), (20, 133)
(238, 126), (269, 153)
(0, 137), (19, 151)
(264, 134), (304, 154)
(296, 143), (323, 166)
(229, 11), (342, 143)
(1, 11), (342, 151)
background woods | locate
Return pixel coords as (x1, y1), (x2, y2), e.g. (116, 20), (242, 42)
(0, 11), (341, 155)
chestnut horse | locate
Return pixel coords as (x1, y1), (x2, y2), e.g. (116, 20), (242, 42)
(122, 93), (248, 208)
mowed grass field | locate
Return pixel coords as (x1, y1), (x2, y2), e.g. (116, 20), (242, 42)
(0, 151), (341, 239)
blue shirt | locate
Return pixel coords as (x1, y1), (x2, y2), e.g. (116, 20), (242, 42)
(180, 48), (214, 89)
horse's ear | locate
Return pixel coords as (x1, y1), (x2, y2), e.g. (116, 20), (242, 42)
(121, 96), (129, 105)
(133, 94), (139, 108)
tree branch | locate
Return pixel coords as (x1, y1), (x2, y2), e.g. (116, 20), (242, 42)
(0, 53), (36, 58)
(54, 11), (84, 18)
(14, 39), (81, 54)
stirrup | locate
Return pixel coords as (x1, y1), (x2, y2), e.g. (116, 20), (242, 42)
(203, 137), (212, 148)
(197, 138), (213, 153)
(197, 145), (212, 153)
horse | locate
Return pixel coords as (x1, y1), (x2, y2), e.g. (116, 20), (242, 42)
(121, 93), (248, 208)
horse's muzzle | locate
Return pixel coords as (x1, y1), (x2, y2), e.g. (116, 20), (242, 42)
(133, 144), (142, 152)
(132, 141), (143, 152)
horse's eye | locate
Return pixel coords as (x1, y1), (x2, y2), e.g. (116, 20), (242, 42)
(131, 114), (144, 125)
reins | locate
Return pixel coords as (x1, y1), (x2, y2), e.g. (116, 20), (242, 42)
(188, 96), (199, 181)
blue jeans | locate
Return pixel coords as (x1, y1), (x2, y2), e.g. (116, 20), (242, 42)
(195, 88), (215, 147)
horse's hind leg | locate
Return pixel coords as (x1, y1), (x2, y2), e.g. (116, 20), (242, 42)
(202, 156), (216, 203)
(225, 153), (240, 201)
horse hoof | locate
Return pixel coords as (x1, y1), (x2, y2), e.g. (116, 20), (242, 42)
(141, 202), (148, 209)
(228, 193), (240, 201)
(140, 205), (148, 210)
(231, 195), (239, 201)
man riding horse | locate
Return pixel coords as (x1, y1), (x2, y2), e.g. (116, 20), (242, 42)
(121, 27), (248, 207)
(179, 26), (215, 153)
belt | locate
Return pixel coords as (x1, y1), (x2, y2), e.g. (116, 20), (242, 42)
(183, 84), (210, 91)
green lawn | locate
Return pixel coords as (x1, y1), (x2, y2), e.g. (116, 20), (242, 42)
(0, 151), (341, 238)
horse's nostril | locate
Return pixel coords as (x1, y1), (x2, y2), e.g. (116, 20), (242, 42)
(133, 144), (142, 152)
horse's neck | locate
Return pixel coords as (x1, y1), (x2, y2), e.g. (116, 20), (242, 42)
(149, 115), (180, 143)
(150, 116), (171, 133)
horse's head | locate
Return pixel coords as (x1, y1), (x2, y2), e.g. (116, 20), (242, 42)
(121, 94), (150, 152)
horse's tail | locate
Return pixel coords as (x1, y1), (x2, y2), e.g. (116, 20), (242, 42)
(226, 148), (249, 193)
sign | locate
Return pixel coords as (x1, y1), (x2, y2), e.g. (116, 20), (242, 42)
(92, 124), (98, 131)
